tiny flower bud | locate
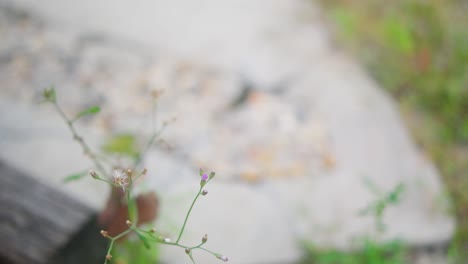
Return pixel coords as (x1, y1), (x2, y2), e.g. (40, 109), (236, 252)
(185, 248), (191, 254)
(150, 228), (157, 233)
(127, 168), (133, 176)
(216, 254), (228, 262)
(142, 168), (148, 175)
(201, 173), (208, 181)
(201, 189), (208, 196)
(126, 220), (132, 226)
(202, 234), (208, 243)
(89, 170), (99, 179)
(42, 87), (56, 102)
(209, 171), (215, 180)
(100, 230), (109, 237)
(163, 237), (171, 243)
(105, 254), (112, 260)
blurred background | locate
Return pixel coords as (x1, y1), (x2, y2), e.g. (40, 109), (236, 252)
(0, 0), (466, 263)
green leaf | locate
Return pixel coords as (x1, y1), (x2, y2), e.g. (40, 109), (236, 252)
(73, 106), (101, 121)
(102, 133), (140, 159)
(63, 170), (88, 183)
(136, 231), (151, 249)
(386, 183), (405, 204)
(383, 18), (415, 54)
(113, 236), (159, 263)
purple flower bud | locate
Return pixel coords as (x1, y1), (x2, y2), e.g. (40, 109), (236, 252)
(202, 173), (209, 181)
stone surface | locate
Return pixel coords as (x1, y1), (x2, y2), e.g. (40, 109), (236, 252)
(0, 1), (455, 263)
(155, 182), (300, 263)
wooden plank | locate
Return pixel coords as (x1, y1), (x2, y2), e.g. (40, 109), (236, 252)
(0, 160), (94, 264)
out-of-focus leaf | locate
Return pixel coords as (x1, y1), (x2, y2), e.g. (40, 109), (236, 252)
(136, 231), (151, 249)
(102, 133), (140, 159)
(383, 18), (414, 54)
(73, 106), (101, 121)
(113, 236), (159, 263)
(63, 170), (88, 183)
(387, 183), (405, 204)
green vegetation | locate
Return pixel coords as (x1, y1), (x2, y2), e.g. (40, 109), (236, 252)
(302, 182), (407, 264)
(318, 0), (468, 261)
(302, 239), (406, 264)
(112, 237), (159, 264)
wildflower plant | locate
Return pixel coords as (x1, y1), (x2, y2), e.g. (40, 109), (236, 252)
(42, 87), (228, 264)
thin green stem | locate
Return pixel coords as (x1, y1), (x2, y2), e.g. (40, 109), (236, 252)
(126, 187), (139, 224)
(198, 246), (217, 255)
(189, 242), (206, 250)
(176, 185), (203, 243)
(53, 102), (107, 176)
(104, 239), (114, 264)
(132, 168), (147, 183)
(95, 177), (115, 185)
(103, 228), (133, 264)
(113, 228), (133, 240)
(188, 255), (196, 264)
(134, 121), (170, 169)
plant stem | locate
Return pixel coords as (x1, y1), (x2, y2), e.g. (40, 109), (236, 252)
(176, 185), (203, 243)
(53, 102), (107, 175)
(134, 121), (170, 169)
(103, 228), (133, 264)
(104, 239), (114, 264)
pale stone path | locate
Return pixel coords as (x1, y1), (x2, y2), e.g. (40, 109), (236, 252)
(0, 1), (454, 263)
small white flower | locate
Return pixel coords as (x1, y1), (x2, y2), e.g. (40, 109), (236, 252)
(112, 168), (129, 191)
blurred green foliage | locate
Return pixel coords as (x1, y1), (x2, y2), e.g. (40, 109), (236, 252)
(112, 236), (159, 264)
(102, 133), (140, 160)
(319, 0), (468, 260)
(302, 239), (406, 264)
(302, 182), (407, 264)
(360, 182), (405, 233)
(326, 0), (468, 142)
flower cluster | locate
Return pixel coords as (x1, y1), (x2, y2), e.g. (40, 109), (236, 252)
(112, 168), (130, 191)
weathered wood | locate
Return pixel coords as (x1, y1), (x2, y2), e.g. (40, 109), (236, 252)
(47, 216), (107, 264)
(0, 160), (94, 264)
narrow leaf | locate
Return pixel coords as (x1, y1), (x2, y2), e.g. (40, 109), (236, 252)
(74, 106), (101, 121)
(63, 170), (88, 183)
(136, 231), (151, 249)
